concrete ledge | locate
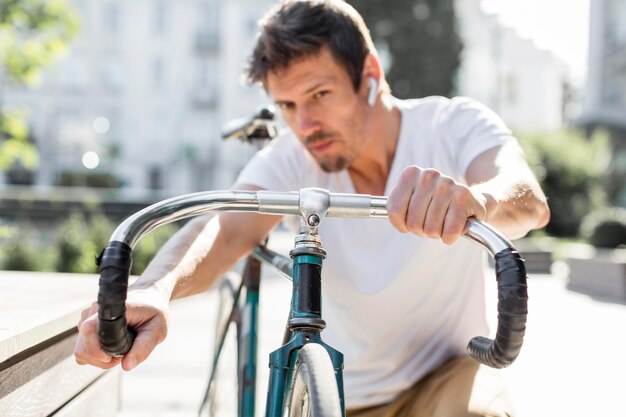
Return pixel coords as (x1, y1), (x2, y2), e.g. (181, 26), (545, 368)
(565, 244), (626, 301)
(512, 237), (554, 274)
(0, 271), (120, 416)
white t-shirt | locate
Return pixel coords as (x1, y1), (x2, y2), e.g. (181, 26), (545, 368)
(236, 96), (514, 408)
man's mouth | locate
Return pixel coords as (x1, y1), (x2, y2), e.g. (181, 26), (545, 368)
(305, 132), (336, 154)
(309, 140), (334, 153)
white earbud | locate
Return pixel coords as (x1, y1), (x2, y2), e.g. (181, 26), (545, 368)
(367, 77), (378, 107)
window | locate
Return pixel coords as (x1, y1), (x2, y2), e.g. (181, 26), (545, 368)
(103, 2), (121, 34)
(148, 166), (164, 190)
(503, 74), (517, 105)
(197, 57), (217, 90)
(196, 4), (219, 51)
(100, 59), (123, 90)
(60, 56), (88, 89)
(152, 58), (165, 89)
(56, 109), (86, 154)
(153, 0), (168, 35)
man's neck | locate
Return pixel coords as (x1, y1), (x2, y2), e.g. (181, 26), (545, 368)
(348, 95), (401, 196)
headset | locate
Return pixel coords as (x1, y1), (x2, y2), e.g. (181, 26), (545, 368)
(367, 76), (378, 107)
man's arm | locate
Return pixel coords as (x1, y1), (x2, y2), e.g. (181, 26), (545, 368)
(131, 205), (281, 301)
(387, 141), (549, 243)
(75, 185), (281, 371)
(467, 142), (550, 239)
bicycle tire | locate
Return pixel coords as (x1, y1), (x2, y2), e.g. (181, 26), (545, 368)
(200, 272), (241, 417)
(285, 343), (342, 417)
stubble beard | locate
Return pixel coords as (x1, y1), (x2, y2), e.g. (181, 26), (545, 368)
(319, 156), (350, 173)
(305, 131), (357, 173)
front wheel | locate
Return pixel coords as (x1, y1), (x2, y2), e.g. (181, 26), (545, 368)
(285, 343), (343, 417)
(199, 272), (241, 417)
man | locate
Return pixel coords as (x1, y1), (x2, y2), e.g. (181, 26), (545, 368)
(75, 1), (550, 416)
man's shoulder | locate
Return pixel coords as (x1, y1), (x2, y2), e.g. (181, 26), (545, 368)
(398, 95), (484, 112)
(399, 96), (499, 128)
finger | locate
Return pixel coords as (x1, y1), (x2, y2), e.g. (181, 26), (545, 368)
(89, 301), (99, 315)
(387, 166), (422, 233)
(74, 342), (119, 369)
(422, 178), (456, 239)
(404, 169), (442, 236)
(78, 302), (99, 328)
(75, 354), (122, 369)
(121, 327), (162, 371)
(120, 306), (168, 372)
(76, 317), (114, 364)
(404, 186), (435, 236)
(440, 206), (467, 245)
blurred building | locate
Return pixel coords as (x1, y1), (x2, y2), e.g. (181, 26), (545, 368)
(456, 0), (569, 133)
(578, 0), (626, 203)
(2, 0), (273, 196)
(581, 0), (626, 130)
(3, 0), (572, 198)
(579, 0), (626, 136)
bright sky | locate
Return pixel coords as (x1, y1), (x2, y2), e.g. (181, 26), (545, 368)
(481, 0), (590, 86)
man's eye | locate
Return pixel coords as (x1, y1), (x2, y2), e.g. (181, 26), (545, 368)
(277, 102), (294, 110)
(314, 91), (328, 99)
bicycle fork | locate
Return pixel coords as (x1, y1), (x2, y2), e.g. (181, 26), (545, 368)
(265, 226), (346, 417)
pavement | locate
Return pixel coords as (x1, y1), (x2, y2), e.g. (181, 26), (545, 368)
(116, 231), (626, 417)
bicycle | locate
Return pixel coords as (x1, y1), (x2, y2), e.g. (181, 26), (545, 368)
(95, 189), (528, 417)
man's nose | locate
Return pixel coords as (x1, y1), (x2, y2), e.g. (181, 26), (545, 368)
(295, 106), (321, 138)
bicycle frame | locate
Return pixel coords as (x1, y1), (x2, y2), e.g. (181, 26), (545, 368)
(200, 256), (263, 417)
(96, 188), (528, 417)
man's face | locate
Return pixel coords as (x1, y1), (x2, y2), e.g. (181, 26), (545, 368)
(265, 47), (370, 172)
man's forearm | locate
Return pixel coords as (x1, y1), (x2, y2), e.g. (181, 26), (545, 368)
(466, 143), (550, 240)
(128, 215), (238, 301)
(127, 211), (282, 301)
(471, 174), (550, 240)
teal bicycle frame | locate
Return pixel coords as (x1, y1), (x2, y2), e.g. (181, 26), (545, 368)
(265, 250), (345, 417)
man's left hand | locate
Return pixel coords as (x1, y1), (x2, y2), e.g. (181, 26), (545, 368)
(387, 165), (488, 244)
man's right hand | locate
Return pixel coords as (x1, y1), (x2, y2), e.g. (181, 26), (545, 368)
(74, 290), (170, 371)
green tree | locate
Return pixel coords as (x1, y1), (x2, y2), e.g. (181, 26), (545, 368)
(348, 0), (462, 99)
(0, 108), (37, 171)
(518, 129), (611, 237)
(0, 0), (80, 172)
(0, 0), (80, 84)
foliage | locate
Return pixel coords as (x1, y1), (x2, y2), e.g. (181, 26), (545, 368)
(0, 224), (57, 271)
(348, 0), (462, 98)
(0, 0), (80, 173)
(0, 109), (39, 171)
(580, 207), (626, 248)
(0, 0), (80, 85)
(131, 224), (180, 275)
(55, 171), (121, 188)
(1, 212), (181, 275)
(55, 212), (113, 273)
(518, 129), (612, 237)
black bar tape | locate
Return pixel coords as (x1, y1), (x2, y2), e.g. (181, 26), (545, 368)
(467, 248), (528, 368)
(97, 241), (134, 356)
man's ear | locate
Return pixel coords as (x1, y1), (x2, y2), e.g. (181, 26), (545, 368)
(362, 54), (382, 106)
(362, 53), (382, 82)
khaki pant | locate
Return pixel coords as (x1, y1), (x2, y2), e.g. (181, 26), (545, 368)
(347, 356), (514, 417)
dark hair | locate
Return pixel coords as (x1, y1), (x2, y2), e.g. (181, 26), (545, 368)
(246, 0), (376, 91)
